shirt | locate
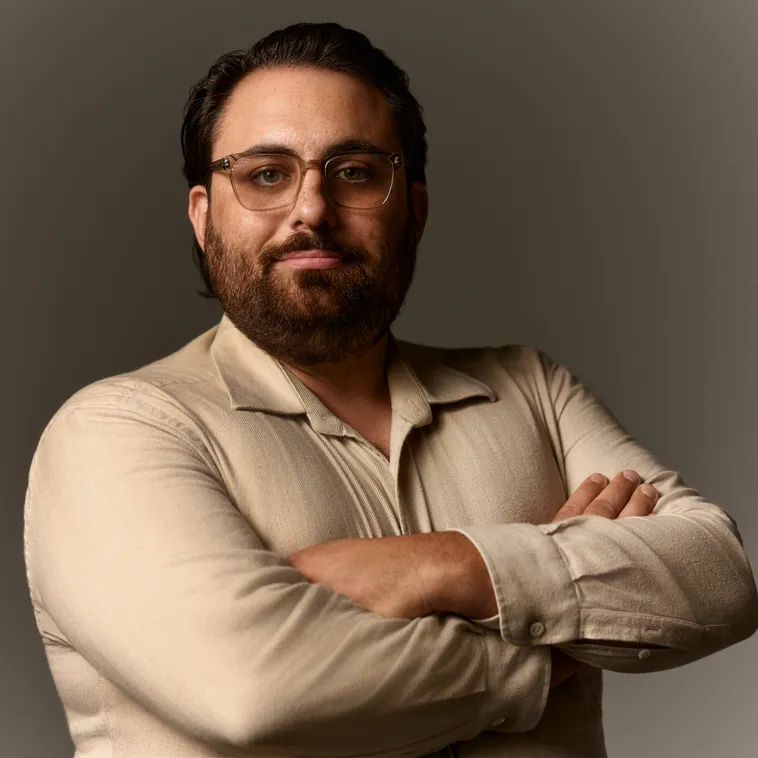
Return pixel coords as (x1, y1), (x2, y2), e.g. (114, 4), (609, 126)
(23, 313), (758, 758)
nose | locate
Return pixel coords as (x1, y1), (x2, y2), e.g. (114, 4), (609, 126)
(286, 166), (337, 233)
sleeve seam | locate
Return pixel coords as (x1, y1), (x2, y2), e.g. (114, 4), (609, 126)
(48, 396), (223, 481)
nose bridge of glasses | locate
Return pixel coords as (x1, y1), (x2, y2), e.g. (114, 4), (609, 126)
(296, 160), (331, 203)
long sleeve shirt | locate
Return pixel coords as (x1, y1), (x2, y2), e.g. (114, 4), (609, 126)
(23, 313), (758, 757)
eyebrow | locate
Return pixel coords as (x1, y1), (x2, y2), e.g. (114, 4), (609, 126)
(231, 139), (389, 161)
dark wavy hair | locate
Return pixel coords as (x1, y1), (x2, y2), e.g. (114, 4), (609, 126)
(180, 22), (428, 298)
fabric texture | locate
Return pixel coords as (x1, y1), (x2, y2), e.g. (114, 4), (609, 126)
(23, 314), (758, 757)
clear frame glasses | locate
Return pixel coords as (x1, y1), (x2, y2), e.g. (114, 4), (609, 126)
(206, 150), (405, 211)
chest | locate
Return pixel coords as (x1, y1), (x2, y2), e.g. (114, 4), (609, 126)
(211, 396), (567, 558)
(338, 408), (392, 460)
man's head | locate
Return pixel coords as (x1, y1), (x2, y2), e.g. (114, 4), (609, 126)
(182, 23), (428, 366)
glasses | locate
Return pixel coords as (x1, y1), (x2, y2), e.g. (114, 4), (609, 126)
(207, 150), (405, 211)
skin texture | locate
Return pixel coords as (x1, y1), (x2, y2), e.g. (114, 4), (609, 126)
(189, 66), (427, 374)
(188, 66), (427, 456)
(187, 66), (658, 689)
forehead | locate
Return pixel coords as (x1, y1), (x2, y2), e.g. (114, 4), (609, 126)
(213, 66), (400, 159)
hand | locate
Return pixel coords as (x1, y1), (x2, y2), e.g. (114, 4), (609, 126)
(548, 470), (659, 686)
(551, 470), (659, 523)
(287, 535), (433, 619)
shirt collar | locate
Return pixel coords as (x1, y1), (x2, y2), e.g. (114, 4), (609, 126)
(210, 314), (496, 430)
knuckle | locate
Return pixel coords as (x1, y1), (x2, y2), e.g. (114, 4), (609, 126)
(555, 505), (582, 519)
(584, 499), (616, 518)
(612, 470), (640, 489)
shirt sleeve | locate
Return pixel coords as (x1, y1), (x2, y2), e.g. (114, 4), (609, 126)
(449, 348), (758, 673)
(24, 379), (551, 755)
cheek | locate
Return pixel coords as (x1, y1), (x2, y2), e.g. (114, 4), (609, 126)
(213, 198), (280, 252)
(346, 202), (409, 251)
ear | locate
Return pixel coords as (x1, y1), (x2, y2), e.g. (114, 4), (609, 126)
(409, 181), (429, 244)
(188, 185), (209, 249)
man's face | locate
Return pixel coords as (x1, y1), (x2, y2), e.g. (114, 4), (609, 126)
(189, 66), (427, 367)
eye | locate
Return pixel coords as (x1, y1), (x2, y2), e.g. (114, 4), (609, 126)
(234, 157), (296, 190)
(331, 161), (375, 182)
(339, 166), (369, 181)
(250, 167), (291, 187)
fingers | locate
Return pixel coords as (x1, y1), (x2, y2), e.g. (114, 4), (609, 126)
(617, 482), (659, 518)
(583, 470), (644, 518)
(552, 471), (660, 523)
(551, 473), (609, 523)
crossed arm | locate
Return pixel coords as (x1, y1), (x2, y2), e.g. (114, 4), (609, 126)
(25, 359), (758, 756)
(287, 469), (666, 687)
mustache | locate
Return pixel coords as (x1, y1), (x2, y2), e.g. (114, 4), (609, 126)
(262, 232), (366, 263)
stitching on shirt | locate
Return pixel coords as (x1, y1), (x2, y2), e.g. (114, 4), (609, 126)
(133, 372), (214, 391)
(581, 607), (731, 631)
(546, 531), (583, 637)
(53, 396), (224, 483)
(78, 376), (217, 434)
(472, 629), (498, 733)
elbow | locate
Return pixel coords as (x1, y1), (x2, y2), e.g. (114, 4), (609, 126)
(203, 676), (324, 751)
(199, 677), (292, 750)
(201, 693), (274, 751)
(213, 709), (265, 751)
(701, 574), (758, 653)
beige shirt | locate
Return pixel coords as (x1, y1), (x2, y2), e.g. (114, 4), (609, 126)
(24, 314), (758, 758)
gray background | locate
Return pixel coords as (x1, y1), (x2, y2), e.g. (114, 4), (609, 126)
(3, 1), (757, 755)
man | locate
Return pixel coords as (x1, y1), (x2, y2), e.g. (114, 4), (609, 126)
(24, 22), (758, 758)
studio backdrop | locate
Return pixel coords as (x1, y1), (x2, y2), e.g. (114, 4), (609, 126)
(3, 1), (757, 756)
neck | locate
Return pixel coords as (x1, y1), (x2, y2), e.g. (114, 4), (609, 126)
(282, 332), (392, 409)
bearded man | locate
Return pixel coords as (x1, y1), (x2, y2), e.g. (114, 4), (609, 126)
(24, 22), (758, 758)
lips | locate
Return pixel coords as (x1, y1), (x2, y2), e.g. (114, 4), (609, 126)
(276, 248), (349, 270)
(279, 249), (344, 260)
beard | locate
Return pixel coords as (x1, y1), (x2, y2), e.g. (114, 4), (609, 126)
(203, 213), (418, 367)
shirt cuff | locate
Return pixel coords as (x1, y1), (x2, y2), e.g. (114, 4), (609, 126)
(447, 525), (581, 646)
(475, 628), (552, 733)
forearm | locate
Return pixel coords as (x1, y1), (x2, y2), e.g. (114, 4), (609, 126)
(28, 394), (550, 756)
(444, 499), (757, 673)
(410, 505), (754, 673)
(437, 348), (758, 674)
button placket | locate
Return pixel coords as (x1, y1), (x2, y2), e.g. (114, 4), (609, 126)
(350, 432), (405, 536)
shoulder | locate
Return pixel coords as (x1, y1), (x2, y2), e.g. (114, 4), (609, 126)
(38, 323), (225, 451)
(395, 338), (556, 383)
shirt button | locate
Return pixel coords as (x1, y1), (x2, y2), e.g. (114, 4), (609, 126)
(529, 621), (546, 637)
(491, 717), (505, 726)
(638, 649), (651, 660)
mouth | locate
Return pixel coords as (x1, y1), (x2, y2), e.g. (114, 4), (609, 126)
(277, 249), (347, 270)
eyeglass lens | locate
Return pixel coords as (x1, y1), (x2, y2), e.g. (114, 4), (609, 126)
(230, 153), (395, 210)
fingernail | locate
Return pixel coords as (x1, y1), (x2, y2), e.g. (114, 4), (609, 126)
(640, 484), (658, 500)
(623, 470), (640, 483)
(590, 473), (607, 485)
